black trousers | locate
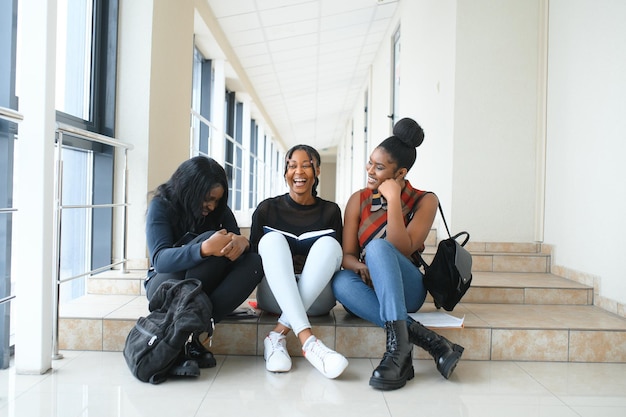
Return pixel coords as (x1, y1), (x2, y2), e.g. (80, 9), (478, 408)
(146, 233), (263, 323)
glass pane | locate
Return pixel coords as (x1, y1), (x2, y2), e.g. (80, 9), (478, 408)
(56, 0), (93, 120)
(392, 27), (400, 126)
(0, 119), (15, 369)
(191, 48), (202, 155)
(58, 147), (91, 303)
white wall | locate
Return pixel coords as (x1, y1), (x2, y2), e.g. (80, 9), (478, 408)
(544, 0), (626, 305)
(397, 0), (457, 231)
(452, 0), (542, 242)
(118, 0), (203, 265)
(337, 0), (541, 242)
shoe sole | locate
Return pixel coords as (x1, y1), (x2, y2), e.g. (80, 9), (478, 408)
(319, 358), (348, 379)
(369, 366), (415, 390)
(265, 366), (291, 373)
(194, 357), (217, 368)
(169, 366), (200, 377)
(264, 354), (292, 373)
(438, 350), (462, 379)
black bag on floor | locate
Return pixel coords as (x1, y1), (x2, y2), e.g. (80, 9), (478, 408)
(414, 203), (473, 311)
(123, 278), (212, 384)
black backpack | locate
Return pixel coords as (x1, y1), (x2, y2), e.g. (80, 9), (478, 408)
(123, 279), (212, 384)
(414, 202), (473, 311)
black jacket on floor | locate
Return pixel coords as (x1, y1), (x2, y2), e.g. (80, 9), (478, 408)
(123, 278), (213, 384)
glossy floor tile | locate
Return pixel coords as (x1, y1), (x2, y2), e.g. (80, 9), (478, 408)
(1, 351), (625, 417)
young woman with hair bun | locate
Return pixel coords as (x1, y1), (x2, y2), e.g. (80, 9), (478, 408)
(332, 118), (464, 390)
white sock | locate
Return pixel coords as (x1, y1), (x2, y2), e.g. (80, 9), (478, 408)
(302, 335), (316, 350)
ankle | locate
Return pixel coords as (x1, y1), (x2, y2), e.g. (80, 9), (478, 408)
(297, 329), (314, 346)
(301, 335), (316, 351)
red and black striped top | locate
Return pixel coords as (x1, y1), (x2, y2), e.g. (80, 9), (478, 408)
(357, 180), (426, 260)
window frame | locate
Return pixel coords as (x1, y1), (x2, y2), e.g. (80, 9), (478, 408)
(55, 0), (118, 137)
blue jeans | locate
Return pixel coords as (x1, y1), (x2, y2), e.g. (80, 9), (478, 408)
(332, 239), (427, 328)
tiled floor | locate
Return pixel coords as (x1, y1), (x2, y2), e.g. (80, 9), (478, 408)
(1, 351), (625, 417)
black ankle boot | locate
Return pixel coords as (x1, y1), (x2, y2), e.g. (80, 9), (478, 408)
(407, 318), (463, 379)
(369, 321), (414, 391)
(185, 333), (217, 368)
(169, 355), (201, 377)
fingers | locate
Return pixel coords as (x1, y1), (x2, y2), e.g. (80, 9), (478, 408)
(220, 234), (245, 260)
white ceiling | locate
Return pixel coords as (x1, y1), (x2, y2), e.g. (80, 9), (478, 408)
(202, 0), (399, 154)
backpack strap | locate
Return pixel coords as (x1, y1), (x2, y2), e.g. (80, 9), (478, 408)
(410, 194), (470, 268)
(436, 202), (451, 238)
(437, 204), (470, 246)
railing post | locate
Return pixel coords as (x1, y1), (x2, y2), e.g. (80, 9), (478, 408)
(51, 131), (64, 360)
(50, 124), (133, 359)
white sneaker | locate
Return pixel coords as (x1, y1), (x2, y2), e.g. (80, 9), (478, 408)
(264, 331), (292, 372)
(302, 336), (348, 379)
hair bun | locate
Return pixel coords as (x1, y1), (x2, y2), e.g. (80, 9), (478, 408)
(393, 118), (424, 148)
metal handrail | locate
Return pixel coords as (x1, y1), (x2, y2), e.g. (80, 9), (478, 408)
(52, 123), (133, 359)
(0, 106), (23, 123)
(0, 296), (16, 305)
(190, 109), (218, 158)
(56, 122), (133, 149)
(0, 107), (20, 333)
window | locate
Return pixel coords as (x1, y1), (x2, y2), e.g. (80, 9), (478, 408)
(54, 0), (119, 301)
(363, 90), (369, 186)
(56, 0), (93, 120)
(391, 26), (400, 128)
(56, 0), (118, 136)
(224, 92), (243, 210)
(0, 0), (18, 368)
(249, 120), (259, 209)
(191, 48), (213, 156)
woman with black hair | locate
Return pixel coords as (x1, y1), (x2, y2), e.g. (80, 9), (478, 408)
(249, 144), (348, 379)
(332, 118), (464, 390)
(145, 156), (263, 377)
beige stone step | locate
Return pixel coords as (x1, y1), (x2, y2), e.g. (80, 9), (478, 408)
(57, 295), (626, 363)
(62, 241), (618, 364)
(420, 241), (551, 273)
(86, 269), (146, 296)
(462, 272), (593, 305)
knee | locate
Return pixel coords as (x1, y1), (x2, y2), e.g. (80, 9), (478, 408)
(365, 238), (395, 258)
(247, 251), (263, 268)
(242, 252), (264, 282)
(258, 231), (286, 253)
(316, 235), (341, 251)
(310, 235), (342, 266)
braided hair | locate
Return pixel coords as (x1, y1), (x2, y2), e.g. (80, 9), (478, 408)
(284, 144), (322, 197)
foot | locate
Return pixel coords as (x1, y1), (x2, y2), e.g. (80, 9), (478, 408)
(302, 336), (348, 379)
(264, 331), (292, 372)
(437, 348), (463, 380)
(169, 358), (200, 377)
(185, 337), (217, 368)
(369, 352), (414, 391)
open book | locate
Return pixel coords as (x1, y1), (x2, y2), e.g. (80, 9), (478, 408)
(263, 226), (336, 255)
(408, 311), (465, 329)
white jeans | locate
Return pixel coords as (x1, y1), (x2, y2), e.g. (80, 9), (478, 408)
(257, 232), (342, 336)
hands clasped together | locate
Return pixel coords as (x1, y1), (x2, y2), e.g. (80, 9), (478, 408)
(200, 229), (249, 261)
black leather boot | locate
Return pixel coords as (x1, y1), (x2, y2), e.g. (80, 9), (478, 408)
(369, 321), (414, 390)
(185, 333), (217, 368)
(169, 354), (201, 377)
(407, 317), (464, 379)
